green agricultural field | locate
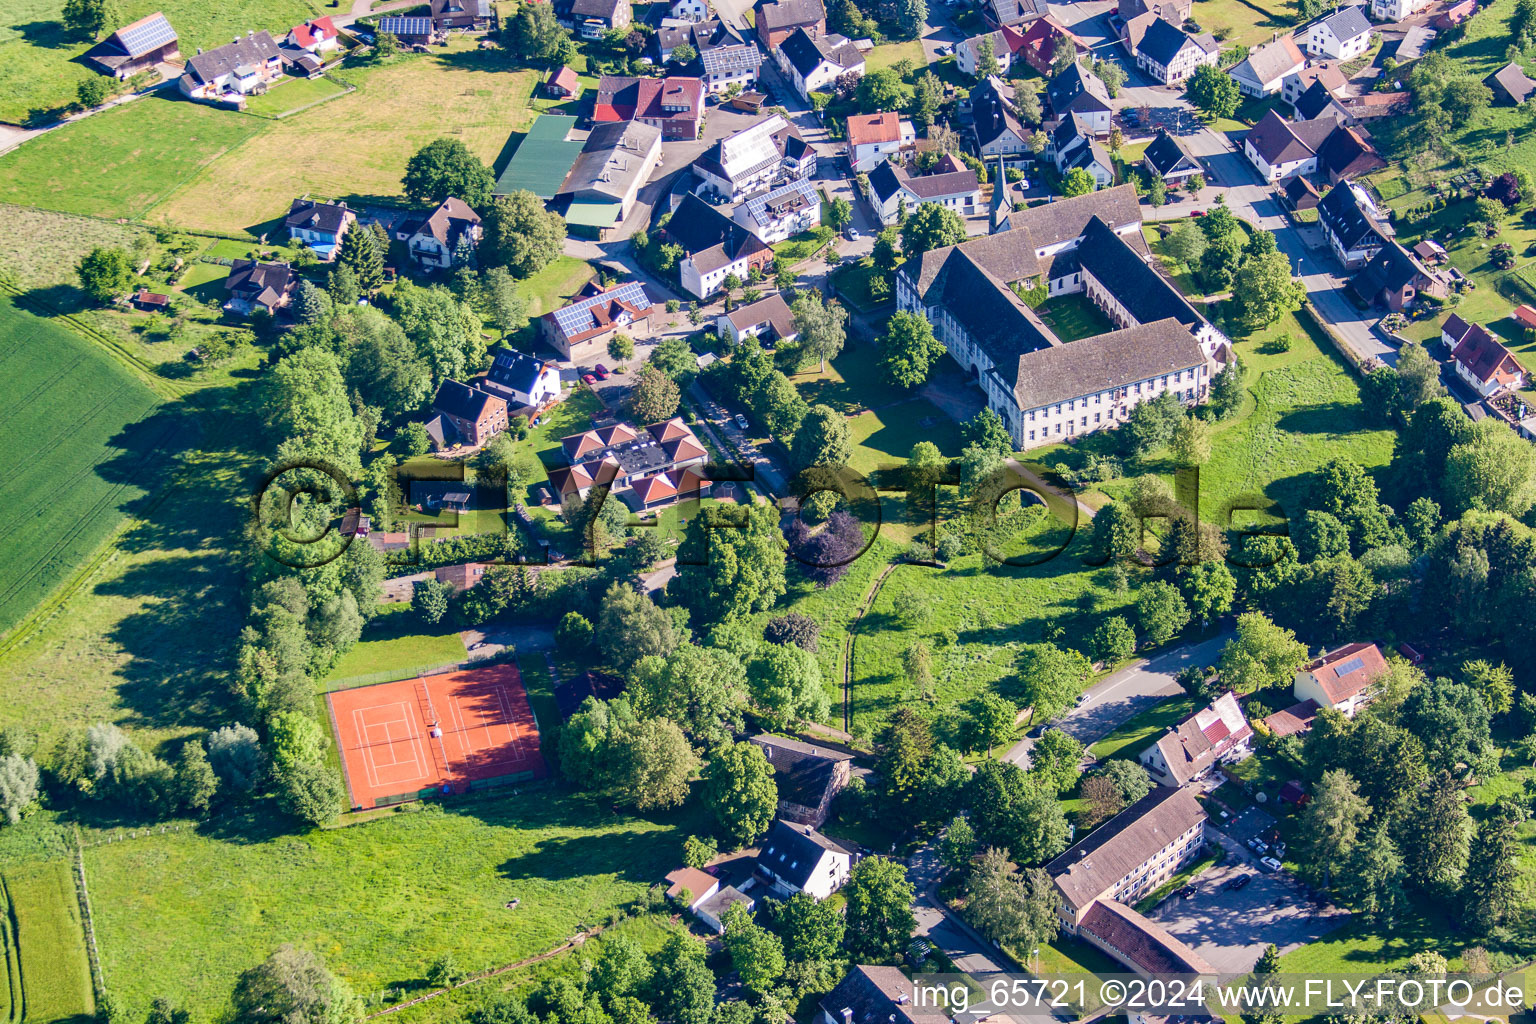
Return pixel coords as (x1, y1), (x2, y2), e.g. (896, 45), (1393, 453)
(0, 295), (168, 639)
(85, 790), (697, 1021)
(0, 204), (151, 292)
(0, 0), (319, 125)
(321, 605), (470, 689)
(3, 858), (94, 1023)
(0, 95), (261, 219)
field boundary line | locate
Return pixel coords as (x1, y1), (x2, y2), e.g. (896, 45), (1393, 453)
(254, 75), (358, 121)
(0, 876), (22, 1024)
(843, 560), (901, 732)
(70, 828), (105, 1004)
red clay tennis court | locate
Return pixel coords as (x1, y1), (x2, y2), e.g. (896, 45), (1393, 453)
(327, 662), (546, 809)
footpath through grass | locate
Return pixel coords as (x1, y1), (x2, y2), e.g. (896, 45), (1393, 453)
(85, 790), (698, 1021)
(3, 858), (94, 1023)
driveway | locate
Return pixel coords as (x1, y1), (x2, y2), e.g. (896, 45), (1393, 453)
(908, 844), (1016, 975)
(1004, 631), (1231, 767)
(1146, 836), (1349, 972)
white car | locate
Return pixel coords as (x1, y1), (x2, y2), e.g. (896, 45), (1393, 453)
(735, 413), (749, 430)
(1260, 856), (1282, 872)
(845, 227), (861, 240)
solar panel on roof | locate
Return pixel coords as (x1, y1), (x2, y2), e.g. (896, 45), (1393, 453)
(1334, 656), (1365, 676)
(551, 281), (651, 336)
(117, 13), (177, 56)
(379, 16), (433, 32)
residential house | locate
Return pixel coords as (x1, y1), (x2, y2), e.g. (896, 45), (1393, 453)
(1351, 240), (1448, 311)
(1046, 61), (1113, 134)
(375, 16), (433, 44)
(1295, 642), (1389, 717)
(845, 111), (915, 173)
(1135, 18), (1218, 85)
(554, 0), (632, 38)
(693, 886), (754, 934)
(481, 347), (562, 409)
(287, 16), (340, 51)
(430, 380), (508, 448)
(754, 0), (826, 49)
(956, 27), (1024, 77)
(972, 76), (1032, 157)
(896, 196), (1227, 450)
(749, 735), (853, 828)
(179, 31), (283, 103)
(1304, 6), (1372, 59)
(1050, 114), (1114, 188)
(1242, 108), (1385, 182)
(405, 197), (481, 269)
(1485, 62), (1536, 105)
(717, 292), (799, 345)
(1138, 691), (1253, 788)
(1142, 129), (1201, 183)
(1078, 899), (1219, 978)
(1371, 0), (1429, 22)
(1318, 182), (1388, 269)
(554, 670), (625, 721)
(753, 820), (853, 899)
(1446, 320), (1525, 397)
(653, 17), (738, 62)
(665, 192), (773, 298)
(693, 114), (813, 199)
(733, 177), (822, 242)
(1228, 36), (1305, 96)
(1413, 238), (1448, 265)
(223, 260), (294, 315)
(1293, 77), (1354, 122)
(671, 0), (710, 19)
(984, 0), (1050, 28)
(1013, 16), (1085, 76)
(555, 119), (663, 237)
(84, 12), (179, 78)
(663, 867), (718, 913)
(1048, 786), (1208, 929)
(815, 966), (952, 1024)
(431, 0), (494, 30)
(285, 197), (356, 260)
(547, 417), (711, 508)
(699, 43), (763, 94)
(775, 26), (864, 101)
(132, 287), (170, 312)
(868, 158), (983, 225)
(539, 280), (655, 360)
(543, 65), (580, 98)
(594, 75), (705, 139)
(1281, 61), (1348, 106)
(1119, 0), (1193, 25)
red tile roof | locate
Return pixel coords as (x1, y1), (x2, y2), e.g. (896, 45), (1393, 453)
(290, 16), (337, 47)
(1079, 899), (1218, 974)
(846, 111), (902, 147)
(1515, 305), (1536, 329)
(1453, 325), (1523, 386)
(1262, 699), (1320, 738)
(547, 65), (579, 93)
(633, 473), (679, 504)
(1304, 642), (1388, 706)
(593, 76), (704, 125)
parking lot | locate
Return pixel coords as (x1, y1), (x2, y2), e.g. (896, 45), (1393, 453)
(1147, 836), (1349, 973)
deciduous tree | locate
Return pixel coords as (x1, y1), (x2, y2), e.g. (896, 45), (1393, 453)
(402, 137), (494, 208)
(703, 741), (778, 847)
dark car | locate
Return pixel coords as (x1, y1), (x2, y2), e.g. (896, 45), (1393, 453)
(1178, 885), (1197, 899)
(1226, 873), (1253, 891)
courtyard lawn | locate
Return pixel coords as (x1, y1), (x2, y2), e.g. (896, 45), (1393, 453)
(863, 38), (926, 75)
(518, 255), (597, 321)
(321, 605), (470, 689)
(151, 42), (540, 235)
(515, 386), (604, 507)
(846, 398), (966, 476)
(0, 94), (262, 220)
(84, 789), (701, 1022)
(244, 74), (350, 118)
(1088, 694), (1199, 761)
(829, 258), (891, 313)
(4, 858), (94, 1024)
(1038, 292), (1117, 342)
(772, 224), (835, 264)
(1278, 906), (1464, 974)
(0, 0), (321, 125)
(789, 341), (910, 417)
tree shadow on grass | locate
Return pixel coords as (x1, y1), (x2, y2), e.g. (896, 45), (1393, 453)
(16, 282), (91, 316)
(1270, 401), (1382, 438)
(16, 19), (80, 48)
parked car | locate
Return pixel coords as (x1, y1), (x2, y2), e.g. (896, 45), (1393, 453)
(594, 363), (611, 379)
(845, 227), (861, 240)
(735, 413), (749, 429)
(1226, 873), (1253, 891)
(1260, 856), (1282, 872)
(1178, 885), (1197, 899)
(581, 373), (597, 384)
(1076, 693), (1090, 705)
(1189, 210), (1205, 217)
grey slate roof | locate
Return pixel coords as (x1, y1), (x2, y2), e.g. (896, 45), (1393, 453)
(1142, 130), (1199, 177)
(755, 820), (849, 890)
(667, 193), (769, 272)
(1294, 77), (1351, 120)
(973, 75), (1026, 149)
(778, 26), (859, 76)
(486, 347), (552, 396)
(1355, 240), (1436, 295)
(1047, 60), (1112, 117)
(755, 0), (826, 31)
(185, 30), (279, 84)
(1077, 217), (1205, 331)
(1485, 61), (1536, 104)
(1315, 4), (1371, 42)
(818, 966), (948, 1024)
(1136, 16), (1205, 66)
(285, 197), (353, 233)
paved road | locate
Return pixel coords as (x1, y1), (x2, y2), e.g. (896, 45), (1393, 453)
(1003, 630), (1232, 767)
(908, 843), (1016, 975)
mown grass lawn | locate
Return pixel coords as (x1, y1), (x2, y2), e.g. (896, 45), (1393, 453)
(321, 604), (469, 689)
(4, 858), (94, 1023)
(846, 398), (966, 476)
(1039, 292), (1117, 343)
(0, 94), (262, 219)
(244, 74), (349, 118)
(1088, 694), (1199, 760)
(0, 0), (320, 125)
(771, 224), (835, 264)
(86, 790), (702, 1022)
